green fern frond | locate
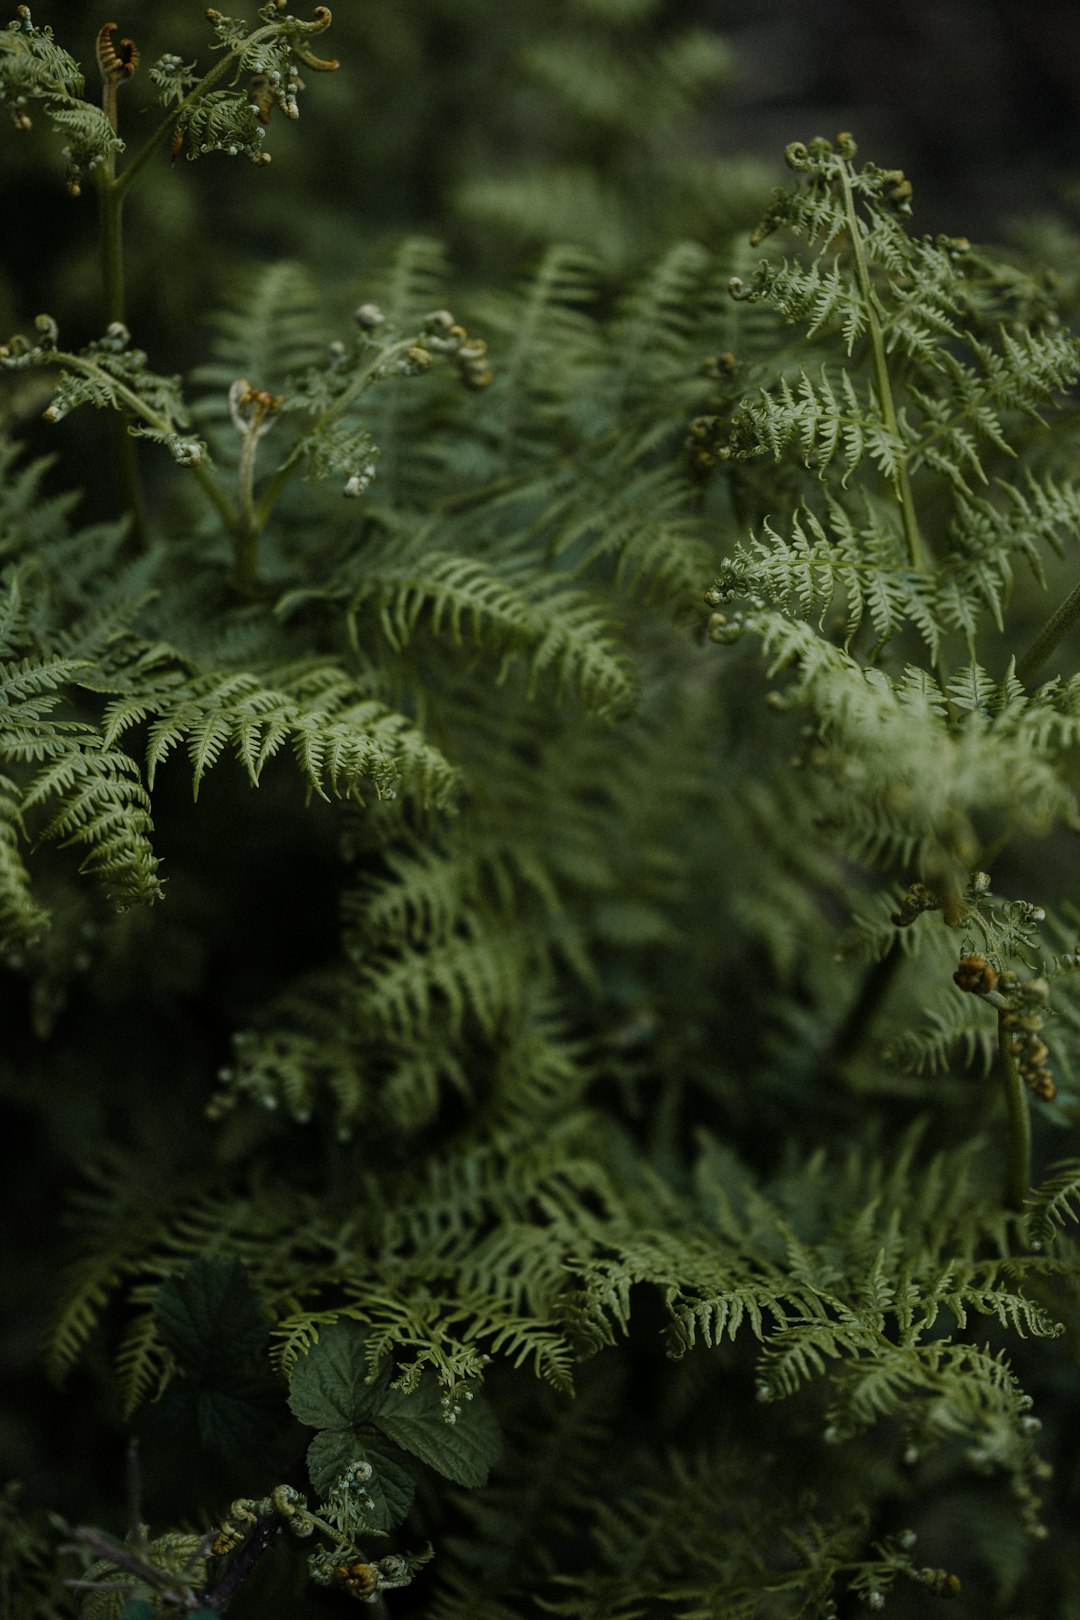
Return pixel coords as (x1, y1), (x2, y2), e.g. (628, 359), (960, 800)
(521, 29), (729, 137)
(476, 245), (603, 466)
(176, 89), (267, 164)
(191, 261), (326, 408)
(364, 236), (449, 329)
(1025, 1160), (1080, 1248)
(340, 544), (638, 717)
(0, 14), (84, 104)
(727, 365), (900, 482)
(0, 775), (47, 948)
(103, 660), (457, 808)
(114, 1308), (174, 1420)
(22, 743), (164, 910)
(884, 990), (999, 1077)
(355, 925), (528, 1042)
(455, 168), (633, 265)
(0, 442), (78, 553)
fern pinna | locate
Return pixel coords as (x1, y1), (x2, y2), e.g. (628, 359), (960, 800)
(4, 4), (1080, 1610)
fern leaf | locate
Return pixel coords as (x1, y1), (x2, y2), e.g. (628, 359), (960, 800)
(1025, 1161), (1080, 1248)
(114, 1309), (174, 1420)
(22, 743), (164, 910)
(0, 774), (48, 949)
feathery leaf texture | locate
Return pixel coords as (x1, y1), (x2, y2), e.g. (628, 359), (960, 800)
(15, 110), (1080, 1614)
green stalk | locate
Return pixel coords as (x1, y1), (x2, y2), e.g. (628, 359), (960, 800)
(836, 158), (928, 575)
(234, 424), (263, 593)
(252, 335), (421, 531)
(86, 11), (338, 582)
(1015, 576), (1080, 686)
(95, 64), (149, 549)
(114, 11), (336, 205)
(836, 155), (959, 722)
(998, 1006), (1032, 1213)
(811, 939), (902, 1089)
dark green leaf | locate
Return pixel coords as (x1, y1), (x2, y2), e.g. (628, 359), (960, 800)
(307, 1427), (416, 1528)
(153, 1259), (268, 1378)
(287, 1320), (385, 1430)
(146, 1376), (278, 1458)
(359, 1431), (418, 1529)
(193, 1385), (278, 1455)
(376, 1381), (501, 1486)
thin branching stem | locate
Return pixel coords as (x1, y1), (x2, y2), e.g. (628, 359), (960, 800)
(812, 938), (903, 1088)
(251, 335), (422, 532)
(115, 23), (280, 203)
(998, 1005), (1032, 1212)
(836, 155), (959, 718)
(95, 67), (150, 549)
(1015, 577), (1080, 686)
(836, 158), (927, 576)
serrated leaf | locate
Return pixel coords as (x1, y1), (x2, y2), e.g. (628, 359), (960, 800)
(193, 1385), (277, 1455)
(153, 1258), (268, 1377)
(375, 1380), (502, 1486)
(146, 1374), (277, 1458)
(307, 1427), (416, 1528)
(287, 1319), (386, 1429)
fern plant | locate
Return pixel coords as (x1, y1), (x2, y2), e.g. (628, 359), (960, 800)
(4, 6), (1080, 1616)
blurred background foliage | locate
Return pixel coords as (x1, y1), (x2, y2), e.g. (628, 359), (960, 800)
(2, 0), (1079, 344)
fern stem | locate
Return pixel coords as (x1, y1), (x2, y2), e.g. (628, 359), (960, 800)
(252, 336), (423, 532)
(836, 159), (927, 576)
(233, 422), (264, 592)
(998, 1005), (1031, 1212)
(113, 21), (297, 204)
(202, 1509), (281, 1613)
(41, 349), (241, 551)
(1015, 576), (1080, 685)
(97, 182), (126, 328)
(98, 190), (150, 549)
(94, 76), (154, 553)
(813, 938), (902, 1085)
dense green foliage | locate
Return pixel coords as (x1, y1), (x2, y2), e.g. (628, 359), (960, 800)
(3, 8), (1080, 1619)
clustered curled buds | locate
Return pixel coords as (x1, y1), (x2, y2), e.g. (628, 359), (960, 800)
(891, 882), (942, 928)
(953, 954), (998, 996)
(1000, 974), (1055, 1100)
(953, 956), (1056, 1101)
(880, 166), (913, 211)
(686, 412), (728, 480)
(423, 309), (494, 391)
(913, 1568), (962, 1599)
(212, 1483), (320, 1559)
(228, 377), (284, 438)
(332, 1560), (379, 1600)
(248, 68), (303, 124)
(701, 587), (745, 645)
(96, 21), (139, 84)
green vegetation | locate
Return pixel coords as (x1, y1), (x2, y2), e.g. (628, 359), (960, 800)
(3, 8), (1080, 1618)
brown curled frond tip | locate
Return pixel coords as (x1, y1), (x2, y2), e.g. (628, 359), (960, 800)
(96, 22), (138, 82)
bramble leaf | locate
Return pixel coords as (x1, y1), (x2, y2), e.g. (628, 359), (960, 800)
(153, 1258), (268, 1377)
(287, 1319), (386, 1430)
(377, 1379), (502, 1487)
(306, 1428), (417, 1527)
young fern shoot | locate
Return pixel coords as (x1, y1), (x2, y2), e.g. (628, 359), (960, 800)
(700, 134), (1080, 1206)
